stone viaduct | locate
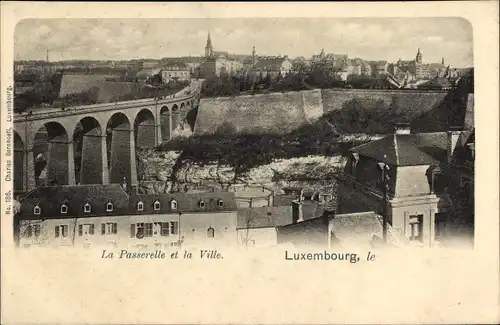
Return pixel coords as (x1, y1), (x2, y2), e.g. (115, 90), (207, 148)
(13, 83), (201, 193)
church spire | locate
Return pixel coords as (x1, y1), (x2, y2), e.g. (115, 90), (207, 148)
(207, 31), (212, 47)
(205, 30), (213, 58)
(416, 48), (423, 64)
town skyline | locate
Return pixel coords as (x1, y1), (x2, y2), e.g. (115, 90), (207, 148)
(15, 17), (473, 68)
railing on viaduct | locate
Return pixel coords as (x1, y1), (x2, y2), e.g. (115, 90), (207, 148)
(13, 82), (202, 194)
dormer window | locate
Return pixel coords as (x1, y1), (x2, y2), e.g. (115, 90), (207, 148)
(217, 199), (224, 208)
(83, 202), (91, 213)
(170, 199), (178, 210)
(137, 201), (144, 212)
(106, 201), (114, 212)
(33, 204), (41, 216)
(61, 202), (68, 215)
(198, 199), (205, 208)
(154, 200), (161, 211)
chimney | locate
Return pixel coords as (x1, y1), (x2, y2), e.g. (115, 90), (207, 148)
(292, 200), (304, 224)
(394, 122), (411, 135)
(298, 189), (304, 202)
(268, 191), (275, 207)
(466, 143), (475, 159)
(447, 126), (462, 163)
(122, 177), (128, 191)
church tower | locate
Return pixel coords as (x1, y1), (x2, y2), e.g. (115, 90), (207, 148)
(205, 31), (214, 58)
(252, 46), (256, 65)
(416, 48), (423, 64)
(442, 57), (445, 65)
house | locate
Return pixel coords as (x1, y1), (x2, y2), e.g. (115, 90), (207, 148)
(371, 60), (389, 75)
(234, 189), (274, 209)
(236, 206), (293, 247)
(136, 68), (161, 84)
(160, 61), (191, 84)
(201, 57), (243, 78)
(248, 56), (293, 82)
(14, 185), (239, 249)
(276, 209), (406, 249)
(336, 123), (475, 247)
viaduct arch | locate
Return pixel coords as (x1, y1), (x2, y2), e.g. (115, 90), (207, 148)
(13, 83), (201, 193)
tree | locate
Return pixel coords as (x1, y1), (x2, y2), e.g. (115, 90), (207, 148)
(239, 209), (259, 247)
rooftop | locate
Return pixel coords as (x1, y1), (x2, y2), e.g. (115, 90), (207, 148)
(350, 132), (448, 166)
(18, 184), (130, 220)
(237, 206), (293, 229)
(129, 191), (237, 215)
(17, 185), (237, 220)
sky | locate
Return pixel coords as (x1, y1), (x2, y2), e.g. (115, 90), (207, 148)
(15, 18), (473, 67)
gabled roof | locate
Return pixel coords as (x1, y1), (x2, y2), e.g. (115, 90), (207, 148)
(18, 184), (130, 220)
(161, 61), (189, 70)
(329, 212), (390, 246)
(350, 132), (448, 166)
(129, 191), (237, 214)
(237, 206), (293, 229)
(251, 57), (289, 71)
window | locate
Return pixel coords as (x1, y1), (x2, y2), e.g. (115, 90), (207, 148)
(409, 215), (423, 242)
(101, 222), (117, 235)
(435, 213), (447, 240)
(84, 202), (91, 213)
(170, 221), (179, 235)
(26, 225), (33, 238)
(198, 200), (205, 208)
(135, 223), (144, 238)
(26, 225), (41, 238)
(106, 201), (114, 212)
(431, 168), (446, 194)
(60, 203), (68, 214)
(154, 200), (161, 211)
(144, 223), (153, 237)
(153, 222), (161, 236)
(78, 224), (95, 236)
(207, 227), (215, 238)
(33, 205), (41, 216)
(32, 224), (41, 237)
(55, 225), (69, 238)
(217, 199), (224, 208)
(170, 199), (178, 210)
(137, 201), (144, 212)
(161, 222), (170, 236)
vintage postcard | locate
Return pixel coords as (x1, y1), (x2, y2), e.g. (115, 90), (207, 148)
(1, 2), (499, 324)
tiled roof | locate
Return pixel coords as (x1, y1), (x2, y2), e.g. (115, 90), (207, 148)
(330, 212), (391, 246)
(128, 191), (237, 215)
(277, 211), (400, 247)
(18, 184), (130, 220)
(251, 57), (288, 71)
(161, 61), (189, 70)
(237, 206), (293, 229)
(426, 63), (446, 70)
(373, 60), (388, 68)
(351, 132), (448, 166)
